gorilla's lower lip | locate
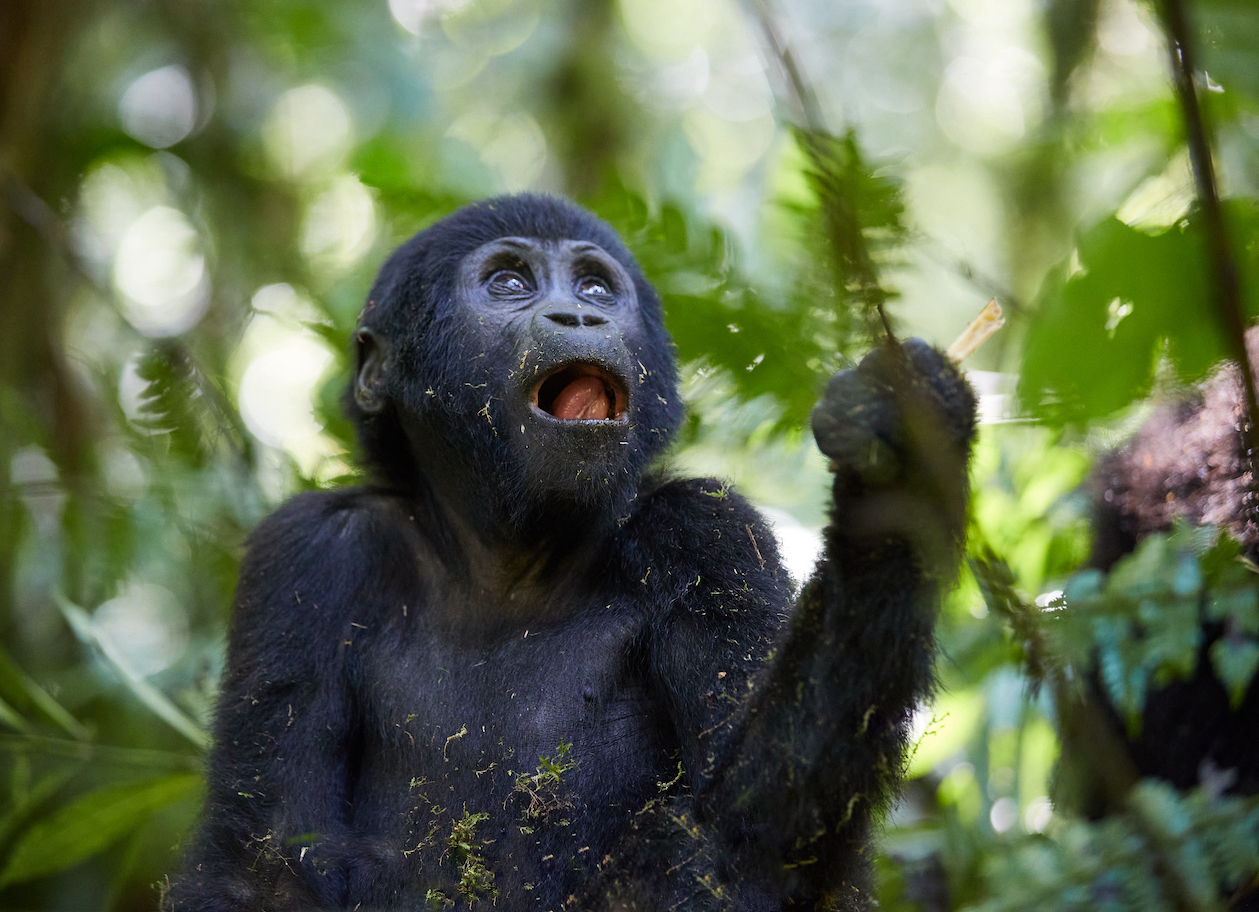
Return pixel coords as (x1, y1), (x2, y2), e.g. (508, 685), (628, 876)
(532, 363), (629, 423)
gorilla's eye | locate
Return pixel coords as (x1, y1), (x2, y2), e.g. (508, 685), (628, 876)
(488, 270), (531, 297)
(577, 276), (612, 298)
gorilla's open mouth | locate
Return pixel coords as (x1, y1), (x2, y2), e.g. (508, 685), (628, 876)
(532, 363), (628, 422)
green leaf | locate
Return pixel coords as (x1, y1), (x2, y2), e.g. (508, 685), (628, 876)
(1198, 0), (1259, 103)
(1107, 533), (1184, 598)
(0, 766), (77, 849)
(1097, 623), (1148, 723)
(1138, 596), (1202, 684)
(132, 343), (207, 465)
(1209, 637), (1259, 708)
(1198, 528), (1243, 582)
(0, 694), (31, 733)
(1020, 215), (1225, 424)
(1206, 585), (1259, 633)
(0, 647), (88, 739)
(1063, 567), (1104, 603)
(1128, 782), (1218, 910)
(795, 127), (905, 336)
(0, 773), (201, 886)
(56, 597), (208, 749)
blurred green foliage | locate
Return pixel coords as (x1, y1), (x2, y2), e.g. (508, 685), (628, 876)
(1021, 205), (1259, 424)
(1, 0), (1259, 908)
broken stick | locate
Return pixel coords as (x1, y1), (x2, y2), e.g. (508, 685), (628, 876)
(945, 298), (1004, 364)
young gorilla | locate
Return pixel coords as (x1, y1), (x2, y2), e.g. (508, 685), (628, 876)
(167, 195), (976, 911)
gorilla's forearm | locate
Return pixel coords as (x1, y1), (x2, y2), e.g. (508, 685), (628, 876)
(697, 342), (976, 896)
(700, 517), (946, 897)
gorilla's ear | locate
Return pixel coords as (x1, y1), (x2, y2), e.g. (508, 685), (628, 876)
(354, 329), (391, 415)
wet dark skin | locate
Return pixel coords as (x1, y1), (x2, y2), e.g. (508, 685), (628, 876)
(166, 195), (976, 912)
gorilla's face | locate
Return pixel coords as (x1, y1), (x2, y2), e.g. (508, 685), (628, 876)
(457, 236), (638, 421)
(349, 194), (686, 542)
(448, 237), (648, 517)
(349, 233), (661, 537)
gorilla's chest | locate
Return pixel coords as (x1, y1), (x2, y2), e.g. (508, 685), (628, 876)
(346, 599), (676, 875)
(375, 623), (662, 757)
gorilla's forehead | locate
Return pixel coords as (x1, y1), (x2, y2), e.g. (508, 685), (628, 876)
(479, 236), (605, 255)
(416, 194), (636, 270)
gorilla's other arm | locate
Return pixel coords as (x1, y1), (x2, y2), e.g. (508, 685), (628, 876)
(167, 492), (411, 910)
(641, 341), (977, 903)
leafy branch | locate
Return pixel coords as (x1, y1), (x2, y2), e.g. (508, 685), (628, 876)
(745, 0), (901, 343)
(969, 547), (1139, 814)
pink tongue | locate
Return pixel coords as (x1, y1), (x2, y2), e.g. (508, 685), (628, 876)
(552, 376), (611, 420)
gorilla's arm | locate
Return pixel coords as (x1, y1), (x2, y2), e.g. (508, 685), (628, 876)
(650, 341), (977, 903)
(167, 492), (404, 911)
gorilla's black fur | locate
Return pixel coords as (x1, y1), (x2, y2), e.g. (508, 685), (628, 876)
(167, 195), (976, 911)
(1083, 346), (1259, 807)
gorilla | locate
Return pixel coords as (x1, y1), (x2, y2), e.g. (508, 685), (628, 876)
(1076, 342), (1259, 809)
(166, 195), (977, 911)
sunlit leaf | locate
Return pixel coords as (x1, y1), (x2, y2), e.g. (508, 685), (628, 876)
(1020, 214), (1228, 423)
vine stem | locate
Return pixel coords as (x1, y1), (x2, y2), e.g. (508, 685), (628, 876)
(744, 0), (823, 136)
(744, 0), (896, 345)
(1157, 0), (1259, 522)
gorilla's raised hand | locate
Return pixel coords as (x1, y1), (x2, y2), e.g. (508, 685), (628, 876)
(812, 339), (976, 486)
(811, 338), (976, 552)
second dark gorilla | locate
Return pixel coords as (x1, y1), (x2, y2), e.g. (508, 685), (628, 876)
(167, 195), (977, 911)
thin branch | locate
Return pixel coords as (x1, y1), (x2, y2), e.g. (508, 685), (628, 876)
(744, 0), (824, 134)
(744, 0), (896, 343)
(970, 548), (1140, 812)
(1157, 0), (1259, 523)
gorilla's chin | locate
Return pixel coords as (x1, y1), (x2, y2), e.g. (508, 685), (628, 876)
(506, 414), (639, 535)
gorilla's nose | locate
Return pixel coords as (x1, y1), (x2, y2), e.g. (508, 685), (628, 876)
(541, 308), (608, 329)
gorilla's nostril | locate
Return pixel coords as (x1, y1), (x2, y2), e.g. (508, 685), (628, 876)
(545, 311), (608, 328)
(545, 311), (581, 328)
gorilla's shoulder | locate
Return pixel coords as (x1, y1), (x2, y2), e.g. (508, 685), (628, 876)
(616, 476), (788, 607)
(242, 486), (417, 572)
(229, 487), (422, 638)
(623, 475), (774, 563)
(632, 475), (762, 526)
